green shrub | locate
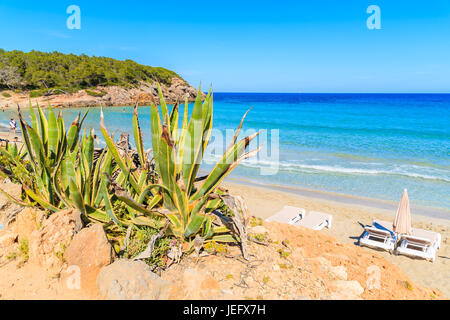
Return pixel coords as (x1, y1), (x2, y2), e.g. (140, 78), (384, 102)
(0, 49), (181, 90)
(1, 92), (11, 98)
(124, 226), (171, 269)
(29, 89), (45, 98)
(85, 89), (107, 97)
(19, 238), (29, 261)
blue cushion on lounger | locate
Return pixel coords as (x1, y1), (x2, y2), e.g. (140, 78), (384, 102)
(373, 221), (396, 239)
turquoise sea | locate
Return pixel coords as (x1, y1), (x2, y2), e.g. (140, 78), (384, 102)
(2, 93), (449, 217)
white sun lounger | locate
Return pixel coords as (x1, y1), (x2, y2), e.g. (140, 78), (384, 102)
(395, 228), (441, 262)
(265, 206), (305, 225)
(359, 220), (396, 253)
(293, 211), (332, 230)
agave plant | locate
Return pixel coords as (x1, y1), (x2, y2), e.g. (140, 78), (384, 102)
(0, 103), (112, 219)
(99, 84), (261, 244)
(0, 84), (259, 259)
(0, 103), (88, 211)
(0, 140), (28, 185)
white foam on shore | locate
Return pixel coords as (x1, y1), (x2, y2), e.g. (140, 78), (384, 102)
(232, 158), (450, 183)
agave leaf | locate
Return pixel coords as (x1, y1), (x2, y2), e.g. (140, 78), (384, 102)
(56, 111), (66, 159)
(101, 180), (121, 225)
(202, 215), (214, 239)
(226, 107), (252, 151)
(115, 193), (161, 217)
(79, 108), (89, 129)
(131, 216), (161, 228)
(205, 198), (221, 213)
(157, 123), (176, 209)
(169, 102), (179, 141)
(150, 103), (162, 174)
(28, 102), (39, 133)
(24, 120), (53, 202)
(191, 131), (261, 201)
(176, 94), (190, 172)
(91, 148), (108, 205)
(47, 106), (58, 163)
(172, 182), (189, 227)
(100, 108), (140, 194)
(36, 104), (48, 151)
(187, 93), (213, 191)
(206, 234), (239, 243)
(0, 187), (30, 207)
(0, 148), (28, 174)
(166, 213), (184, 238)
(69, 179), (86, 215)
(67, 113), (80, 152)
(146, 194), (163, 210)
(184, 212), (207, 238)
(24, 188), (59, 212)
(157, 83), (169, 128)
(137, 184), (167, 204)
(212, 226), (232, 234)
(133, 102), (147, 170)
(181, 87), (204, 194)
(84, 129), (94, 171)
(85, 205), (111, 223)
(27, 122), (46, 165)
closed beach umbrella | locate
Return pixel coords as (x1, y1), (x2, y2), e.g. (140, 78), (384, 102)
(393, 189), (412, 235)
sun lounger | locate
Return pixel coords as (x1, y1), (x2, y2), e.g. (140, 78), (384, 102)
(293, 211), (332, 230)
(373, 220), (394, 232)
(395, 228), (441, 262)
(411, 228), (441, 249)
(265, 206), (305, 225)
(359, 220), (396, 252)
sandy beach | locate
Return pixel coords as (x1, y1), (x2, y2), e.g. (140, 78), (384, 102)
(223, 180), (450, 297)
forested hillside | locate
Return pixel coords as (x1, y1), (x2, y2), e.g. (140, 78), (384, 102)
(0, 49), (181, 92)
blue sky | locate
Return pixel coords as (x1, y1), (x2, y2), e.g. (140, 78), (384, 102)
(0, 0), (449, 92)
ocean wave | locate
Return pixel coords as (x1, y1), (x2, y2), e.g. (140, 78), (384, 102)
(231, 159), (450, 183)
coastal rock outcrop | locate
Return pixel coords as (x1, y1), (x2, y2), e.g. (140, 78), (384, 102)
(4, 78), (205, 109)
(330, 280), (364, 299)
(64, 223), (115, 297)
(29, 209), (83, 270)
(15, 207), (45, 242)
(0, 230), (17, 248)
(179, 268), (222, 300)
(96, 260), (172, 300)
(328, 265), (348, 281)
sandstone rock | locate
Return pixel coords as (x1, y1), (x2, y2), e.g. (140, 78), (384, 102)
(97, 260), (171, 300)
(0, 181), (23, 226)
(0, 181), (22, 209)
(182, 268), (221, 299)
(0, 230), (17, 248)
(10, 78), (205, 109)
(328, 266), (348, 280)
(29, 209), (82, 270)
(331, 280), (364, 299)
(15, 208), (45, 242)
(249, 225), (268, 234)
(64, 223), (115, 297)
